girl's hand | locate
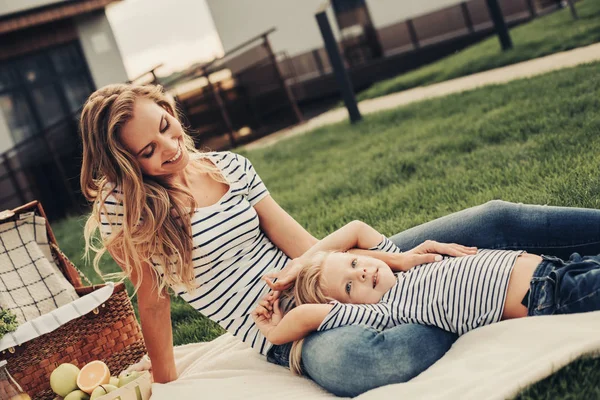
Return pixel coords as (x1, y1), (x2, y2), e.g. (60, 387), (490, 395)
(390, 241), (477, 271)
(263, 258), (304, 291)
(252, 292), (283, 340)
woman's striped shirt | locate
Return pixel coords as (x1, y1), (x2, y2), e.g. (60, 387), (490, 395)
(98, 151), (288, 355)
(318, 243), (524, 336)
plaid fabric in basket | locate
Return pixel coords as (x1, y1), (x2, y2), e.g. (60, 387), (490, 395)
(0, 213), (78, 324)
(0, 282), (114, 351)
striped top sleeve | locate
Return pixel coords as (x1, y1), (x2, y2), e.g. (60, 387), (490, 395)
(318, 302), (392, 331)
(97, 187), (124, 240)
(237, 154), (270, 206)
(369, 235), (403, 254)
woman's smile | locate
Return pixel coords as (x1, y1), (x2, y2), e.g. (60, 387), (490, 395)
(164, 142), (182, 165)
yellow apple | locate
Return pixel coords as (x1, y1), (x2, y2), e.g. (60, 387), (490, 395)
(90, 384), (118, 400)
(118, 371), (142, 387)
(50, 363), (80, 397)
(64, 390), (90, 400)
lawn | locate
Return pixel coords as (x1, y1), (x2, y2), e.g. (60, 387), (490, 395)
(53, 60), (600, 398)
(355, 0), (600, 102)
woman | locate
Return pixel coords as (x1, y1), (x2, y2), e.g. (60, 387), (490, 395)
(80, 84), (600, 397)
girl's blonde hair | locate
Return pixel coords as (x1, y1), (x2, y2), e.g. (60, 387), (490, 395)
(285, 251), (333, 375)
(80, 83), (224, 298)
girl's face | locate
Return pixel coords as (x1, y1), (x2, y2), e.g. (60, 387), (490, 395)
(119, 97), (190, 179)
(320, 253), (396, 304)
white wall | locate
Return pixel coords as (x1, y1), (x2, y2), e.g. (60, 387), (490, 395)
(206, 0), (339, 57)
(75, 9), (129, 88)
(207, 0), (466, 57)
(368, 0), (465, 29)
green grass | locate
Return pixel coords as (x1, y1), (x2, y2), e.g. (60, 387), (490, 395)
(53, 61), (600, 398)
(355, 0), (600, 102)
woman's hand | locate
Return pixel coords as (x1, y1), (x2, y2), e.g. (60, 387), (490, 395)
(262, 258), (305, 291)
(121, 354), (153, 382)
(252, 291), (283, 340)
(388, 241), (477, 271)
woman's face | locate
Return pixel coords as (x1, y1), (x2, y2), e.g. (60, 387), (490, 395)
(320, 253), (396, 304)
(119, 97), (190, 178)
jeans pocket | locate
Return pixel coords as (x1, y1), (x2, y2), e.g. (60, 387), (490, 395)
(530, 280), (556, 315)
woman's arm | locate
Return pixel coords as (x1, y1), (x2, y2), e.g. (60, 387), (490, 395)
(109, 249), (178, 383)
(253, 195), (318, 258)
(252, 299), (332, 345)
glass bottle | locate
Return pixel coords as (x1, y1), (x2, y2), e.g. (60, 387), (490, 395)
(0, 361), (30, 400)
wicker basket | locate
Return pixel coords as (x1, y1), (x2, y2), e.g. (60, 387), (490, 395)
(0, 201), (147, 400)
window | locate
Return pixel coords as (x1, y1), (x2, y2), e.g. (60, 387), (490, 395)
(0, 42), (94, 146)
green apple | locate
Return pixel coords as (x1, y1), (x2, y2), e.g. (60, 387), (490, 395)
(109, 376), (119, 387)
(64, 389), (90, 400)
(50, 363), (80, 397)
(89, 384), (118, 400)
(118, 371), (142, 387)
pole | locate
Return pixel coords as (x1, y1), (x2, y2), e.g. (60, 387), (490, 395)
(406, 19), (420, 49)
(525, 0), (537, 18)
(263, 35), (303, 124)
(315, 5), (362, 124)
(565, 0), (578, 19)
(486, 0), (513, 51)
(204, 70), (237, 148)
(461, 2), (475, 34)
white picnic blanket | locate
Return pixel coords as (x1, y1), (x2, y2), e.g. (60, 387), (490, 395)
(151, 310), (600, 400)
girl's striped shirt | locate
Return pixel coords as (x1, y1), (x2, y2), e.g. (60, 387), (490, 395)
(98, 151), (288, 355)
(318, 243), (524, 336)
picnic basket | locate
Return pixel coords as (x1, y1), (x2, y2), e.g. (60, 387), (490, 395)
(0, 201), (147, 400)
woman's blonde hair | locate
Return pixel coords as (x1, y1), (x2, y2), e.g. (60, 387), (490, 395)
(285, 251), (333, 375)
(80, 83), (223, 298)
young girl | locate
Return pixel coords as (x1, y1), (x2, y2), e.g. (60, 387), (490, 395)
(253, 220), (600, 375)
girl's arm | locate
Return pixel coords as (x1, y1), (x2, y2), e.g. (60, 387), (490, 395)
(296, 220), (383, 260)
(252, 299), (332, 345)
(263, 220), (386, 289)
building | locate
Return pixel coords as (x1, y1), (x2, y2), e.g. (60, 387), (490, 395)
(0, 0), (128, 154)
(0, 0), (128, 219)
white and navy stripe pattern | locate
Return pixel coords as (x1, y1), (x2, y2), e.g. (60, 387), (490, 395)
(99, 151), (286, 355)
(319, 248), (523, 336)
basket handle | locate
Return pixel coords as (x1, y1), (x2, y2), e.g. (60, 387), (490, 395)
(2, 200), (85, 288)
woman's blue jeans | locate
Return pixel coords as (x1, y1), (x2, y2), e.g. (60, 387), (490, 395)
(299, 200), (600, 397)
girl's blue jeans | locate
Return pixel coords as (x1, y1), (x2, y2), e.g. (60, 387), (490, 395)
(266, 200), (600, 397)
(528, 253), (600, 316)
